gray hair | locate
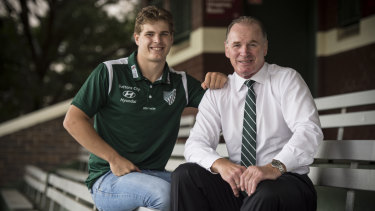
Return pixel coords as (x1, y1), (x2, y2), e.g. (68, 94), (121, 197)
(225, 16), (267, 42)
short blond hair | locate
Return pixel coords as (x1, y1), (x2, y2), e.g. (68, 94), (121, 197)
(134, 6), (174, 34)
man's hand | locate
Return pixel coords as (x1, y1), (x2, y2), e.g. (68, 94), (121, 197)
(240, 164), (281, 196)
(109, 155), (141, 177)
(201, 72), (228, 90)
(211, 158), (246, 197)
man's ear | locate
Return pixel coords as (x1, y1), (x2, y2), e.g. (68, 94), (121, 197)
(264, 40), (268, 57)
(224, 41), (230, 58)
(134, 33), (140, 46)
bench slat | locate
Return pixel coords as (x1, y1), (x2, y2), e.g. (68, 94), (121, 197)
(180, 115), (195, 126)
(1, 189), (33, 210)
(25, 165), (48, 183)
(48, 174), (93, 204)
(24, 174), (47, 193)
(166, 158), (185, 171)
(171, 144), (185, 156)
(56, 169), (88, 183)
(315, 140), (375, 161)
(315, 89), (375, 110)
(320, 110), (375, 128)
(178, 115), (196, 138)
(46, 187), (93, 211)
(309, 167), (375, 191)
(177, 128), (191, 138)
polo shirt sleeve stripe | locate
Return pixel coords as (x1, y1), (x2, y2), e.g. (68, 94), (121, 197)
(170, 68), (189, 105)
(103, 58), (128, 95)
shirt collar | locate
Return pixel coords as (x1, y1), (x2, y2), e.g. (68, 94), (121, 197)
(128, 51), (170, 84)
(234, 62), (268, 92)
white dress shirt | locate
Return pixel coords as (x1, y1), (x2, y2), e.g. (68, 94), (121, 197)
(185, 63), (323, 175)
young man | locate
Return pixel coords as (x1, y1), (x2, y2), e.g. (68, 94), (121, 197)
(63, 6), (226, 211)
(171, 16), (323, 211)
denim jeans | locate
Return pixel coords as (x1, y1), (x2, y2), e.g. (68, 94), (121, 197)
(91, 170), (171, 211)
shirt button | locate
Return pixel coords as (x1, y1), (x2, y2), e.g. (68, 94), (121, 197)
(149, 95), (152, 99)
(150, 85), (153, 88)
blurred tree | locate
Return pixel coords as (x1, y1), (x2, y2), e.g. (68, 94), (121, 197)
(0, 0), (138, 123)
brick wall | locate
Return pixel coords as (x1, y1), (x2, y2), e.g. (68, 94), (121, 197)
(0, 116), (80, 187)
(317, 0), (375, 97)
(317, 43), (375, 97)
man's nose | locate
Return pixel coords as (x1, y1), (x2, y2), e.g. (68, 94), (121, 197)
(153, 35), (161, 43)
(240, 45), (250, 55)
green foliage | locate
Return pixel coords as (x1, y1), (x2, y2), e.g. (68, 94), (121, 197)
(0, 0), (138, 122)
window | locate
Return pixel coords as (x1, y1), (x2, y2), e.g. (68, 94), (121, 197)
(338, 0), (361, 27)
(338, 0), (361, 40)
(170, 0), (191, 44)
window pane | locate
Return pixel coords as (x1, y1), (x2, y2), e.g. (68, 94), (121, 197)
(170, 0), (191, 44)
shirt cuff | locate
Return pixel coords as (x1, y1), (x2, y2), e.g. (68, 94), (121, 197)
(274, 148), (298, 172)
(199, 154), (223, 173)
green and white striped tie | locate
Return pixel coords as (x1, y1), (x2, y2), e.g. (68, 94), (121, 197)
(241, 80), (257, 167)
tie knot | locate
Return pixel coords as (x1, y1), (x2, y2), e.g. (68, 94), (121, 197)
(245, 80), (256, 88)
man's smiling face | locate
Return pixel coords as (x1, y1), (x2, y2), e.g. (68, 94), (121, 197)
(134, 20), (173, 64)
(225, 22), (268, 79)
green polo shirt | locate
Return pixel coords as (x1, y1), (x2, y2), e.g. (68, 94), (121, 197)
(72, 51), (204, 189)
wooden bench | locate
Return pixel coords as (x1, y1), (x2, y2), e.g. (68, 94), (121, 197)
(51, 171), (157, 211)
(49, 116), (196, 211)
(56, 168), (88, 183)
(1, 189), (34, 211)
(177, 115), (196, 139)
(46, 173), (95, 211)
(0, 114), (197, 211)
(167, 89), (375, 211)
(310, 89), (375, 211)
(23, 165), (49, 210)
(1, 165), (48, 211)
(43, 89), (375, 211)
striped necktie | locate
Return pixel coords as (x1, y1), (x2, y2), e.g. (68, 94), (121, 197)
(241, 80), (257, 167)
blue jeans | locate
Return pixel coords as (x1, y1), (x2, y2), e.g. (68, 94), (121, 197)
(91, 170), (171, 211)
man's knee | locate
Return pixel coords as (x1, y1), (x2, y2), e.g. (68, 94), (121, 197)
(251, 185), (278, 202)
(147, 181), (171, 210)
(241, 181), (280, 210)
(242, 178), (315, 211)
(172, 163), (203, 181)
(152, 189), (170, 210)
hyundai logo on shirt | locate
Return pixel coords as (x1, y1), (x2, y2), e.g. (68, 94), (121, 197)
(123, 90), (136, 99)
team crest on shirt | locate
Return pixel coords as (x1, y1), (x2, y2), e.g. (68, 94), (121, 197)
(163, 89), (176, 105)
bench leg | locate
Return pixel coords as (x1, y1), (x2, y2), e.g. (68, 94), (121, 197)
(345, 190), (355, 211)
(49, 199), (54, 211)
(41, 194), (47, 210)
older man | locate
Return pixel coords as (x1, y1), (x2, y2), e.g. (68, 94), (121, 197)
(171, 16), (323, 211)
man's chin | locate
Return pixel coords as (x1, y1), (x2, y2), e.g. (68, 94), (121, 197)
(237, 70), (257, 79)
(149, 56), (166, 63)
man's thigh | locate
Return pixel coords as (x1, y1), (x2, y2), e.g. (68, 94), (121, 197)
(172, 163), (243, 211)
(241, 173), (316, 211)
(92, 171), (171, 211)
